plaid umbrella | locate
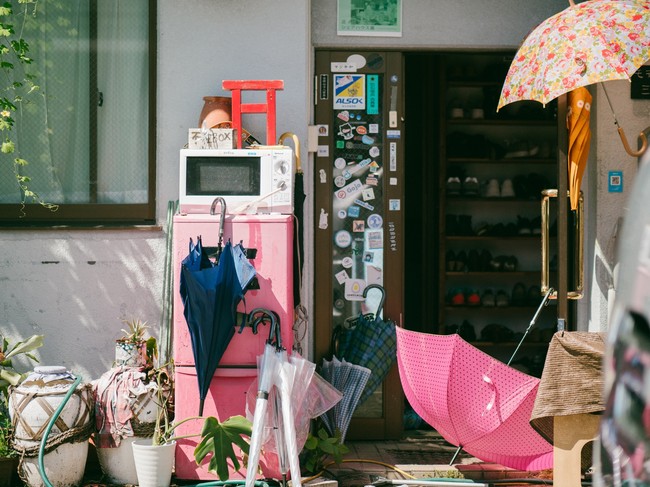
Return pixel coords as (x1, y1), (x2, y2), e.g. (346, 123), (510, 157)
(336, 285), (397, 406)
(319, 356), (370, 443)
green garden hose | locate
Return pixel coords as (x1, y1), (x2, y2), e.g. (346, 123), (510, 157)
(37, 374), (83, 487)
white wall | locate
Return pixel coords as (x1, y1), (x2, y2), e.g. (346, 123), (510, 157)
(1, 0), (647, 380)
(0, 0), (311, 381)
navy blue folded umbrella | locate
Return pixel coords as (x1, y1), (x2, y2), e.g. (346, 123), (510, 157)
(180, 238), (256, 415)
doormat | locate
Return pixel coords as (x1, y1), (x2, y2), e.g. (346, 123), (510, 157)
(385, 448), (472, 464)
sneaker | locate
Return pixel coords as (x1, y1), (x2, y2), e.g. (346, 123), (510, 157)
(450, 107), (464, 119)
(459, 320), (476, 341)
(501, 179), (516, 197)
(463, 176), (480, 196)
(470, 108), (485, 119)
(484, 179), (500, 198)
(517, 216), (532, 235)
(503, 255), (518, 272)
(481, 289), (496, 307)
(454, 250), (468, 272)
(445, 250), (456, 272)
(446, 176), (461, 195)
(511, 282), (527, 306)
(504, 140), (530, 158)
(479, 249), (493, 271)
(496, 290), (510, 307)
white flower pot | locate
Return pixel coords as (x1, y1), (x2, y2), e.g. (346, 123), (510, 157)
(132, 440), (176, 487)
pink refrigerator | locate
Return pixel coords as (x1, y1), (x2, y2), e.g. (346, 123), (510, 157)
(172, 212), (293, 480)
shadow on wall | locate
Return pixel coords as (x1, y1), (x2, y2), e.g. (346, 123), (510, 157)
(0, 229), (167, 380)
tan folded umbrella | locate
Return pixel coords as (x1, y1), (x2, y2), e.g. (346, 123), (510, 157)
(567, 87), (592, 211)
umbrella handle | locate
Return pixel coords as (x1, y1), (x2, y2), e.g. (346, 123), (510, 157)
(363, 284), (386, 316)
(278, 131), (301, 173)
(617, 127), (648, 158)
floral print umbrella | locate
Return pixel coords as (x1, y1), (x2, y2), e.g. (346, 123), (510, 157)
(498, 0), (650, 111)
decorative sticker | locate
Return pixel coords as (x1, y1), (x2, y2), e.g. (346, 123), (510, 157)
(319, 208), (329, 229)
(319, 169), (327, 183)
(347, 206), (360, 218)
(335, 179), (364, 200)
(335, 269), (349, 285)
(367, 75), (379, 115)
(363, 251), (375, 263)
(366, 265), (383, 285)
(353, 220), (365, 232)
(317, 145), (329, 157)
(387, 130), (401, 139)
(341, 256), (353, 268)
(369, 123), (379, 134)
(317, 124), (329, 136)
(337, 209), (347, 219)
(367, 230), (383, 249)
(362, 188), (375, 201)
(367, 214), (383, 229)
(334, 157), (347, 169)
(389, 199), (401, 211)
(334, 175), (346, 188)
(335, 230), (352, 248)
(334, 74), (366, 110)
(337, 110), (350, 122)
(344, 279), (366, 301)
(354, 199), (374, 211)
(366, 174), (379, 186)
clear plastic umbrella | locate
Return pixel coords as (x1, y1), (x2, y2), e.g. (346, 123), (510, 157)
(246, 340), (280, 487)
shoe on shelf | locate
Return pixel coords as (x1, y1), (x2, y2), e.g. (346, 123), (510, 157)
(454, 250), (468, 272)
(527, 285), (542, 306)
(517, 216), (532, 235)
(501, 179), (516, 197)
(459, 320), (476, 341)
(484, 178), (501, 197)
(450, 289), (466, 306)
(503, 255), (518, 272)
(445, 250), (456, 272)
(481, 289), (496, 307)
(511, 282), (527, 306)
(479, 249), (493, 271)
(463, 176), (480, 196)
(504, 140), (530, 158)
(457, 214), (474, 236)
(474, 221), (491, 236)
(466, 289), (481, 307)
(446, 176), (461, 195)
(467, 249), (481, 272)
(496, 290), (510, 307)
(530, 216), (542, 235)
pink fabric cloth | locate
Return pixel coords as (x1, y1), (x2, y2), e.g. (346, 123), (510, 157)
(92, 367), (152, 447)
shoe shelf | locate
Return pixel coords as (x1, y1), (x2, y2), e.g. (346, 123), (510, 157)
(438, 52), (559, 372)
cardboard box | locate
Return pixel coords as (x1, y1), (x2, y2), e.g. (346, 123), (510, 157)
(188, 128), (236, 149)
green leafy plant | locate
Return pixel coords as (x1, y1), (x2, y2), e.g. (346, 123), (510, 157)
(144, 360), (252, 481)
(300, 424), (349, 475)
(0, 0), (57, 214)
(0, 333), (44, 458)
(193, 415), (252, 481)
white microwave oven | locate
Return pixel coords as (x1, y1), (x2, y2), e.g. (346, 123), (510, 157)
(179, 148), (294, 214)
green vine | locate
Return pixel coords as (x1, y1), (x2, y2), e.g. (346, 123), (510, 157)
(0, 0), (57, 214)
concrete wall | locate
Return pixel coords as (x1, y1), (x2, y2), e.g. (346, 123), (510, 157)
(1, 0), (648, 379)
(0, 0), (311, 381)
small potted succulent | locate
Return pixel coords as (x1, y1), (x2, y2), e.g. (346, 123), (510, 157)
(0, 334), (44, 487)
(115, 318), (156, 368)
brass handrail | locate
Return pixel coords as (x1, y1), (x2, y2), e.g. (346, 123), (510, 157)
(541, 189), (583, 300)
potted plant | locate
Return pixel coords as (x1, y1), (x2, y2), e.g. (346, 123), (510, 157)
(94, 319), (161, 484)
(131, 363), (253, 487)
(0, 334), (44, 487)
(115, 318), (155, 368)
